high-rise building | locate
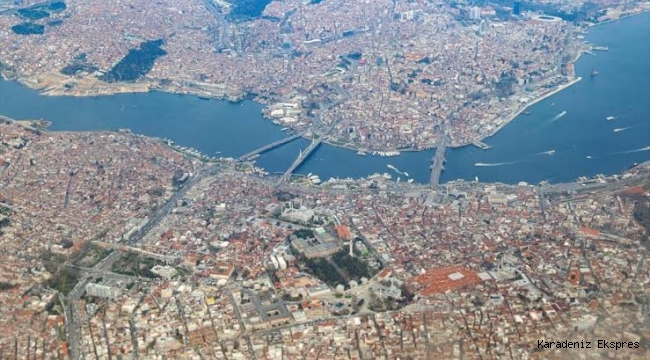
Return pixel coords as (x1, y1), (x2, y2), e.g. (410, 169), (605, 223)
(513, 1), (521, 16)
(470, 7), (481, 20)
(479, 20), (489, 35)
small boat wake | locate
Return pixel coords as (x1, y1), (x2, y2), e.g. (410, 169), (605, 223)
(387, 164), (410, 177)
(614, 146), (650, 155)
(613, 127), (631, 133)
(474, 161), (517, 167)
(536, 150), (556, 156)
(549, 111), (567, 123)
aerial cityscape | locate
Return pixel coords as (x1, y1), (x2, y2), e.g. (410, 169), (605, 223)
(1, 0), (650, 359)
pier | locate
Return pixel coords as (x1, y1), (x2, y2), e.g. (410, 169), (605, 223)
(472, 140), (492, 150)
(238, 132), (305, 161)
(278, 136), (323, 186)
(429, 134), (448, 188)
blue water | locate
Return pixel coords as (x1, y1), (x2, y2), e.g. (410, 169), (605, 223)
(0, 85), (287, 158)
(259, 12), (650, 184)
(0, 12), (648, 184)
(437, 13), (650, 184)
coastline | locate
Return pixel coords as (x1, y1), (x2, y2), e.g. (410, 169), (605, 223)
(0, 9), (644, 156)
(585, 8), (650, 29)
(480, 76), (583, 144)
(468, 9), (650, 149)
(0, 68), (590, 154)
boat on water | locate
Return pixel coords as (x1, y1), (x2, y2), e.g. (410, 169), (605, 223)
(357, 150), (366, 156)
(606, 116), (616, 121)
(550, 111), (567, 122)
(590, 68), (599, 78)
(522, 111), (531, 116)
(613, 128), (627, 133)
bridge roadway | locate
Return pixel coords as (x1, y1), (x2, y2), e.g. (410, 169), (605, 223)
(429, 134), (448, 188)
(277, 137), (323, 186)
(238, 132), (305, 161)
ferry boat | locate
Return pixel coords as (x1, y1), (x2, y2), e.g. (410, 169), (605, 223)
(606, 116), (616, 121)
(357, 150), (366, 156)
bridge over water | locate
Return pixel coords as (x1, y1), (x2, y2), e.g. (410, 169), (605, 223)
(277, 137), (323, 186)
(430, 134), (448, 188)
(238, 132), (305, 161)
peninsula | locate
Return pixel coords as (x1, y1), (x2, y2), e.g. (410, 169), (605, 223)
(1, 0), (648, 152)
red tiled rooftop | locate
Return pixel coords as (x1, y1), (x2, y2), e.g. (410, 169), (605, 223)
(411, 266), (483, 296)
(335, 225), (351, 240)
(622, 186), (645, 196)
(581, 227), (600, 237)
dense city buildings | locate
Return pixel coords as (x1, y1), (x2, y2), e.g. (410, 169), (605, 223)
(1, 118), (650, 358)
(1, 1), (650, 359)
(0, 0), (648, 150)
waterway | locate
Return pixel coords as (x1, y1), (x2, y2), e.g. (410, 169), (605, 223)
(0, 12), (648, 185)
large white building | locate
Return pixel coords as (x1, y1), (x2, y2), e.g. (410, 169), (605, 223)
(85, 283), (122, 300)
(281, 206), (314, 224)
(470, 7), (481, 20)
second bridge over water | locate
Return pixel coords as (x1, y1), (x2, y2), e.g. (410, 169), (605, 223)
(238, 131), (306, 161)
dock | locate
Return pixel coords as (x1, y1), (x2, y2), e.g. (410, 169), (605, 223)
(278, 137), (323, 186)
(430, 134), (448, 188)
(471, 140), (492, 150)
(238, 132), (305, 161)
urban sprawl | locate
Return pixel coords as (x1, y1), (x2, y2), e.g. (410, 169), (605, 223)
(1, 0), (650, 359)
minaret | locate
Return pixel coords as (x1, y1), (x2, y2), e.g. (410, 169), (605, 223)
(349, 236), (354, 257)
